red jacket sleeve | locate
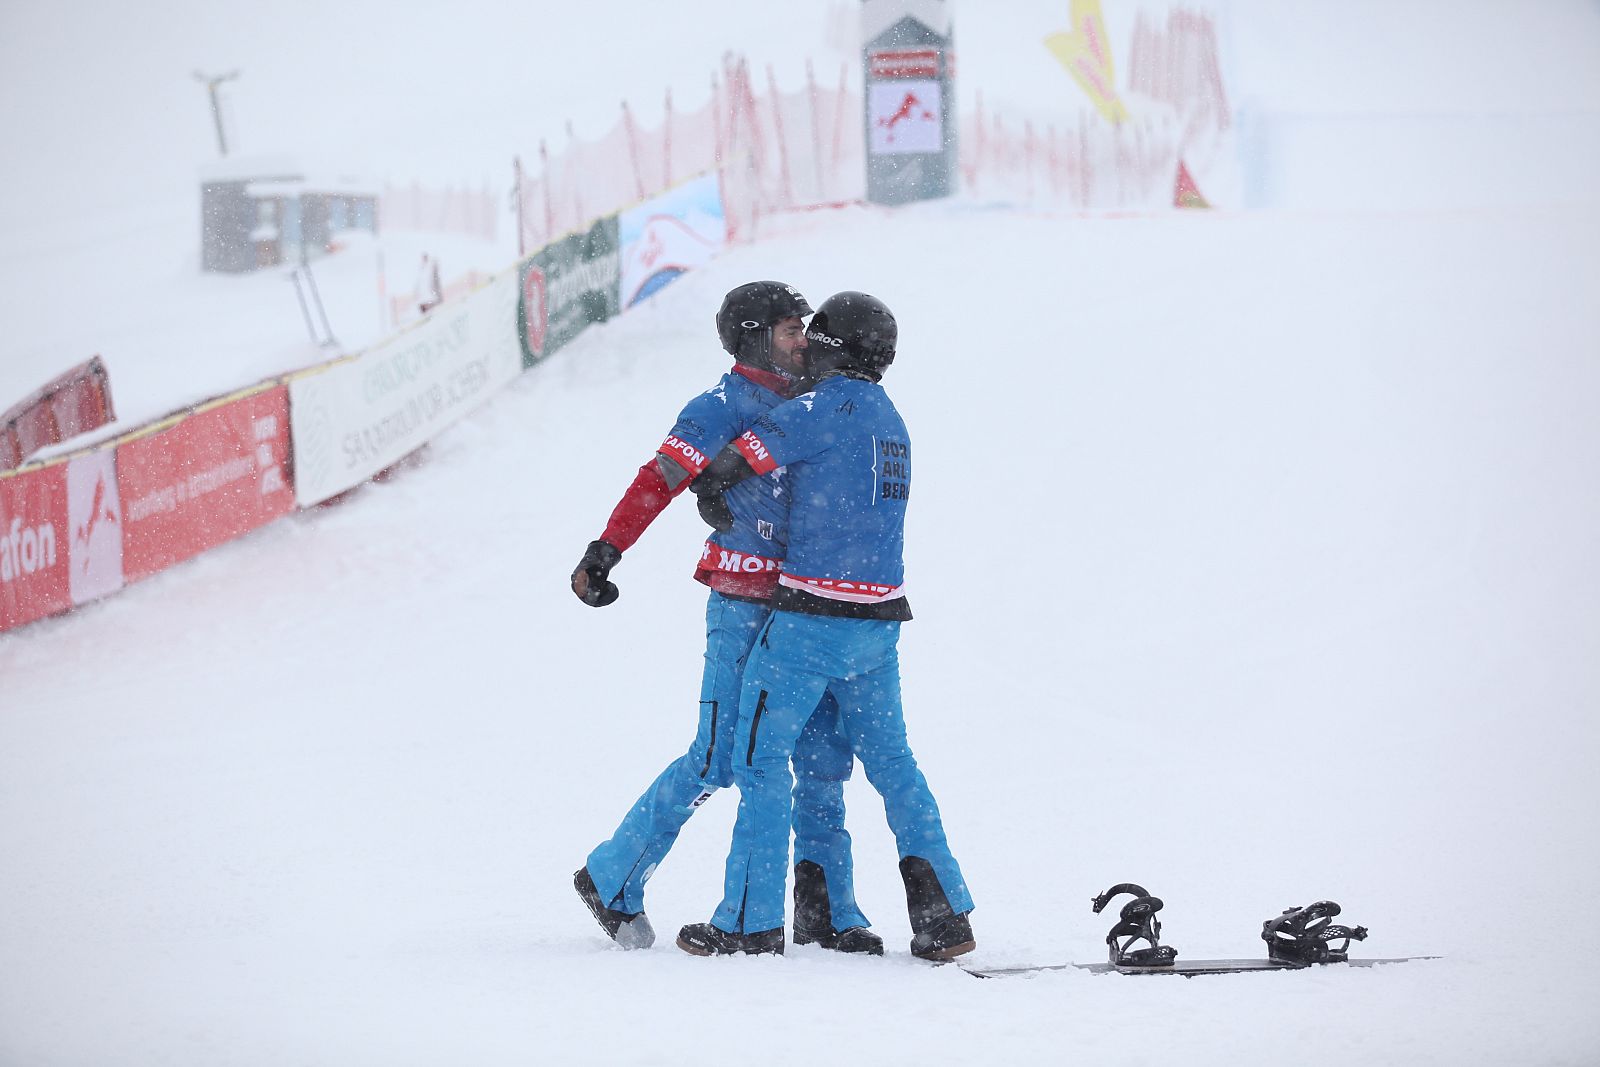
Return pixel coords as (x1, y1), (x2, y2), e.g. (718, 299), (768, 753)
(598, 455), (692, 552)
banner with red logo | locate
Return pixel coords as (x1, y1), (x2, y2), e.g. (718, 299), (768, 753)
(517, 213), (621, 368)
(66, 448), (124, 606)
(619, 174), (726, 310)
(0, 463), (71, 633)
(118, 385), (294, 583)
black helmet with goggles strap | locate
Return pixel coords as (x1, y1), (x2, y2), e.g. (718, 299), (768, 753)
(803, 291), (897, 381)
(715, 281), (813, 371)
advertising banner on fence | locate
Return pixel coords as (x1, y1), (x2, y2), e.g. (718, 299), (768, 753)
(290, 270), (523, 507)
(119, 385), (293, 582)
(0, 463), (70, 632)
(66, 448), (124, 607)
(618, 173), (727, 309)
(517, 214), (621, 368)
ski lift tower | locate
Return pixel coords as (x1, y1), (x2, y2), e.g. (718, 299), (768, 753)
(861, 0), (956, 205)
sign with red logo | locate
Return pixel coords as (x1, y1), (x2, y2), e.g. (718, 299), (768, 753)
(0, 463), (71, 632)
(516, 213), (620, 369)
(118, 385), (293, 583)
(868, 81), (944, 156)
(869, 49), (941, 79)
(619, 173), (726, 309)
(67, 448), (124, 606)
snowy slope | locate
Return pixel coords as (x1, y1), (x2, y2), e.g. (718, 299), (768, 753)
(3, 201), (1599, 1065)
(4, 1), (1600, 1064)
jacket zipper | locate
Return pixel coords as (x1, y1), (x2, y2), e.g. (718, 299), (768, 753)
(700, 701), (718, 778)
(746, 691), (768, 765)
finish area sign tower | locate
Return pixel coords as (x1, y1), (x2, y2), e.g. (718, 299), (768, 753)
(862, 0), (956, 205)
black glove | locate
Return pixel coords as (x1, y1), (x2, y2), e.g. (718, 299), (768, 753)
(693, 488), (735, 532)
(571, 539), (622, 607)
(689, 443), (760, 533)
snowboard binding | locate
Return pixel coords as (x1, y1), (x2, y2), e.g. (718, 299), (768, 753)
(1262, 900), (1369, 964)
(1092, 882), (1179, 967)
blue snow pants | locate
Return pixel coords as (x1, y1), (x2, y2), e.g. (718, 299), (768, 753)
(586, 591), (867, 930)
(713, 610), (973, 934)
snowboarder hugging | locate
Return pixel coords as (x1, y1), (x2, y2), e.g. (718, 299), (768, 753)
(572, 281), (881, 956)
(677, 291), (977, 961)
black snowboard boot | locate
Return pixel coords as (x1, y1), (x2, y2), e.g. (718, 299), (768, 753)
(900, 856), (976, 961)
(573, 867), (655, 950)
(791, 860), (885, 955)
(676, 922), (785, 957)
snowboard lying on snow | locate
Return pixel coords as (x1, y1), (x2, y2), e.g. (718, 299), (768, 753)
(964, 956), (1437, 979)
(962, 883), (1438, 979)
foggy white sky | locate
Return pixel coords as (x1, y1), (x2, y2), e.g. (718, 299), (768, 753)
(0, 0), (1596, 373)
(3, 1), (1597, 202)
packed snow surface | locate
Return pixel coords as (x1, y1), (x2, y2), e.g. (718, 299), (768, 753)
(4, 198), (1598, 1065)
(3, 2), (1599, 1065)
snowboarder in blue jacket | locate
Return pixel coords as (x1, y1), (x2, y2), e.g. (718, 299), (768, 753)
(676, 291), (975, 960)
(571, 281), (880, 955)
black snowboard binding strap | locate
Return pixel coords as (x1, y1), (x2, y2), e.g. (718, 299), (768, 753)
(1262, 900), (1369, 964)
(1091, 883), (1179, 967)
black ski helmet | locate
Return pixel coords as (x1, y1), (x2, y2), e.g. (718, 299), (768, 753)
(715, 281), (813, 372)
(803, 291), (897, 380)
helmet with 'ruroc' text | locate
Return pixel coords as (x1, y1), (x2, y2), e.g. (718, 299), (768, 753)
(803, 291), (897, 381)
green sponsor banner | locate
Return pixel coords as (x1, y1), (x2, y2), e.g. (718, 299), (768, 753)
(517, 214), (621, 369)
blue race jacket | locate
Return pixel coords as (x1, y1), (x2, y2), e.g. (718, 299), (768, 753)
(731, 373), (912, 620)
(663, 367), (792, 595)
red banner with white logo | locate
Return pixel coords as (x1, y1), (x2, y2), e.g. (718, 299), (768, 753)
(0, 463), (71, 632)
(118, 385), (293, 583)
(869, 49), (941, 79)
(67, 449), (125, 607)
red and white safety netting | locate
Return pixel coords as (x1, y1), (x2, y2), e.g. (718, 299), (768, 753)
(380, 181), (500, 241)
(960, 8), (1232, 210)
(515, 54), (866, 253)
(398, 8), (1233, 252)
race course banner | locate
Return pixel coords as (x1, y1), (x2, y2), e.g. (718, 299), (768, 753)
(0, 463), (70, 632)
(118, 384), (293, 582)
(618, 173), (727, 309)
(518, 214), (621, 368)
(290, 270), (522, 507)
(66, 448), (124, 608)
(0, 447), (129, 633)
